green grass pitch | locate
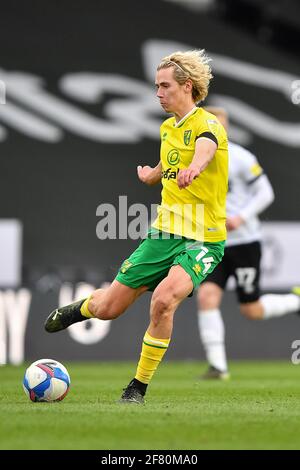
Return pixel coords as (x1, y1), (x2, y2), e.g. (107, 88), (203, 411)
(1, 361), (300, 450)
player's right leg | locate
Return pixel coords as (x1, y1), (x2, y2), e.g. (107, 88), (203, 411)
(44, 280), (147, 333)
(120, 264), (194, 404)
(197, 282), (229, 380)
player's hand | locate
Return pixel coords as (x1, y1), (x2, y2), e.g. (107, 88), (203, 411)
(177, 165), (200, 189)
(137, 165), (156, 185)
(226, 215), (245, 231)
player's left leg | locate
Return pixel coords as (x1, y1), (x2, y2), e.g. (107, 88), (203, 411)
(233, 242), (300, 320)
(45, 230), (173, 333)
(240, 294), (300, 320)
(120, 264), (193, 404)
(45, 280), (147, 333)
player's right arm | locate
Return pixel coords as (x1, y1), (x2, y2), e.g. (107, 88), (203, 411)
(137, 161), (162, 186)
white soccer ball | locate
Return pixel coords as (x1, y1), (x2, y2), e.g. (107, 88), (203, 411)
(23, 358), (70, 402)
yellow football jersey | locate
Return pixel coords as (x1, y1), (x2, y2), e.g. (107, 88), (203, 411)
(152, 107), (228, 241)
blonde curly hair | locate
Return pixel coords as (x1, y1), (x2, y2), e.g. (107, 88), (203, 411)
(157, 50), (213, 103)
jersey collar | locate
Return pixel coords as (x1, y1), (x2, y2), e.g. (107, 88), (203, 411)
(174, 107), (198, 128)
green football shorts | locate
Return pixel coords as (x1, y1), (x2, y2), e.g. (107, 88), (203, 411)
(116, 228), (225, 292)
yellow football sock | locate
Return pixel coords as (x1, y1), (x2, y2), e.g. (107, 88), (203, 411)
(80, 296), (94, 318)
(135, 331), (170, 384)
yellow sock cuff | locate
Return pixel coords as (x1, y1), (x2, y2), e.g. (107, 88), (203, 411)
(135, 331), (170, 384)
(80, 296), (94, 318)
(143, 331), (170, 349)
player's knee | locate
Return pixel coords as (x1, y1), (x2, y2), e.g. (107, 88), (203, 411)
(198, 283), (221, 310)
(240, 303), (262, 320)
(152, 296), (171, 315)
(151, 291), (177, 322)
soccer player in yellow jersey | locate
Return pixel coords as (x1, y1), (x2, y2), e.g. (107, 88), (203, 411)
(44, 50), (228, 404)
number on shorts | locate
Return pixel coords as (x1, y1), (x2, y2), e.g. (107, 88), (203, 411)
(235, 267), (256, 293)
(196, 247), (214, 275)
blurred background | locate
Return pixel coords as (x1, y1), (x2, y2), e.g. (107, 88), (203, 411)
(1, 0), (300, 365)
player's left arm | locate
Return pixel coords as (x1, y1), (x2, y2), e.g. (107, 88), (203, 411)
(177, 138), (217, 189)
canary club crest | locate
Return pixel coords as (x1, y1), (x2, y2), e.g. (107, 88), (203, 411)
(184, 129), (192, 145)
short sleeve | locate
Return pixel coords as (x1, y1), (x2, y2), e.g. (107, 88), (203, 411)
(195, 117), (223, 147)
